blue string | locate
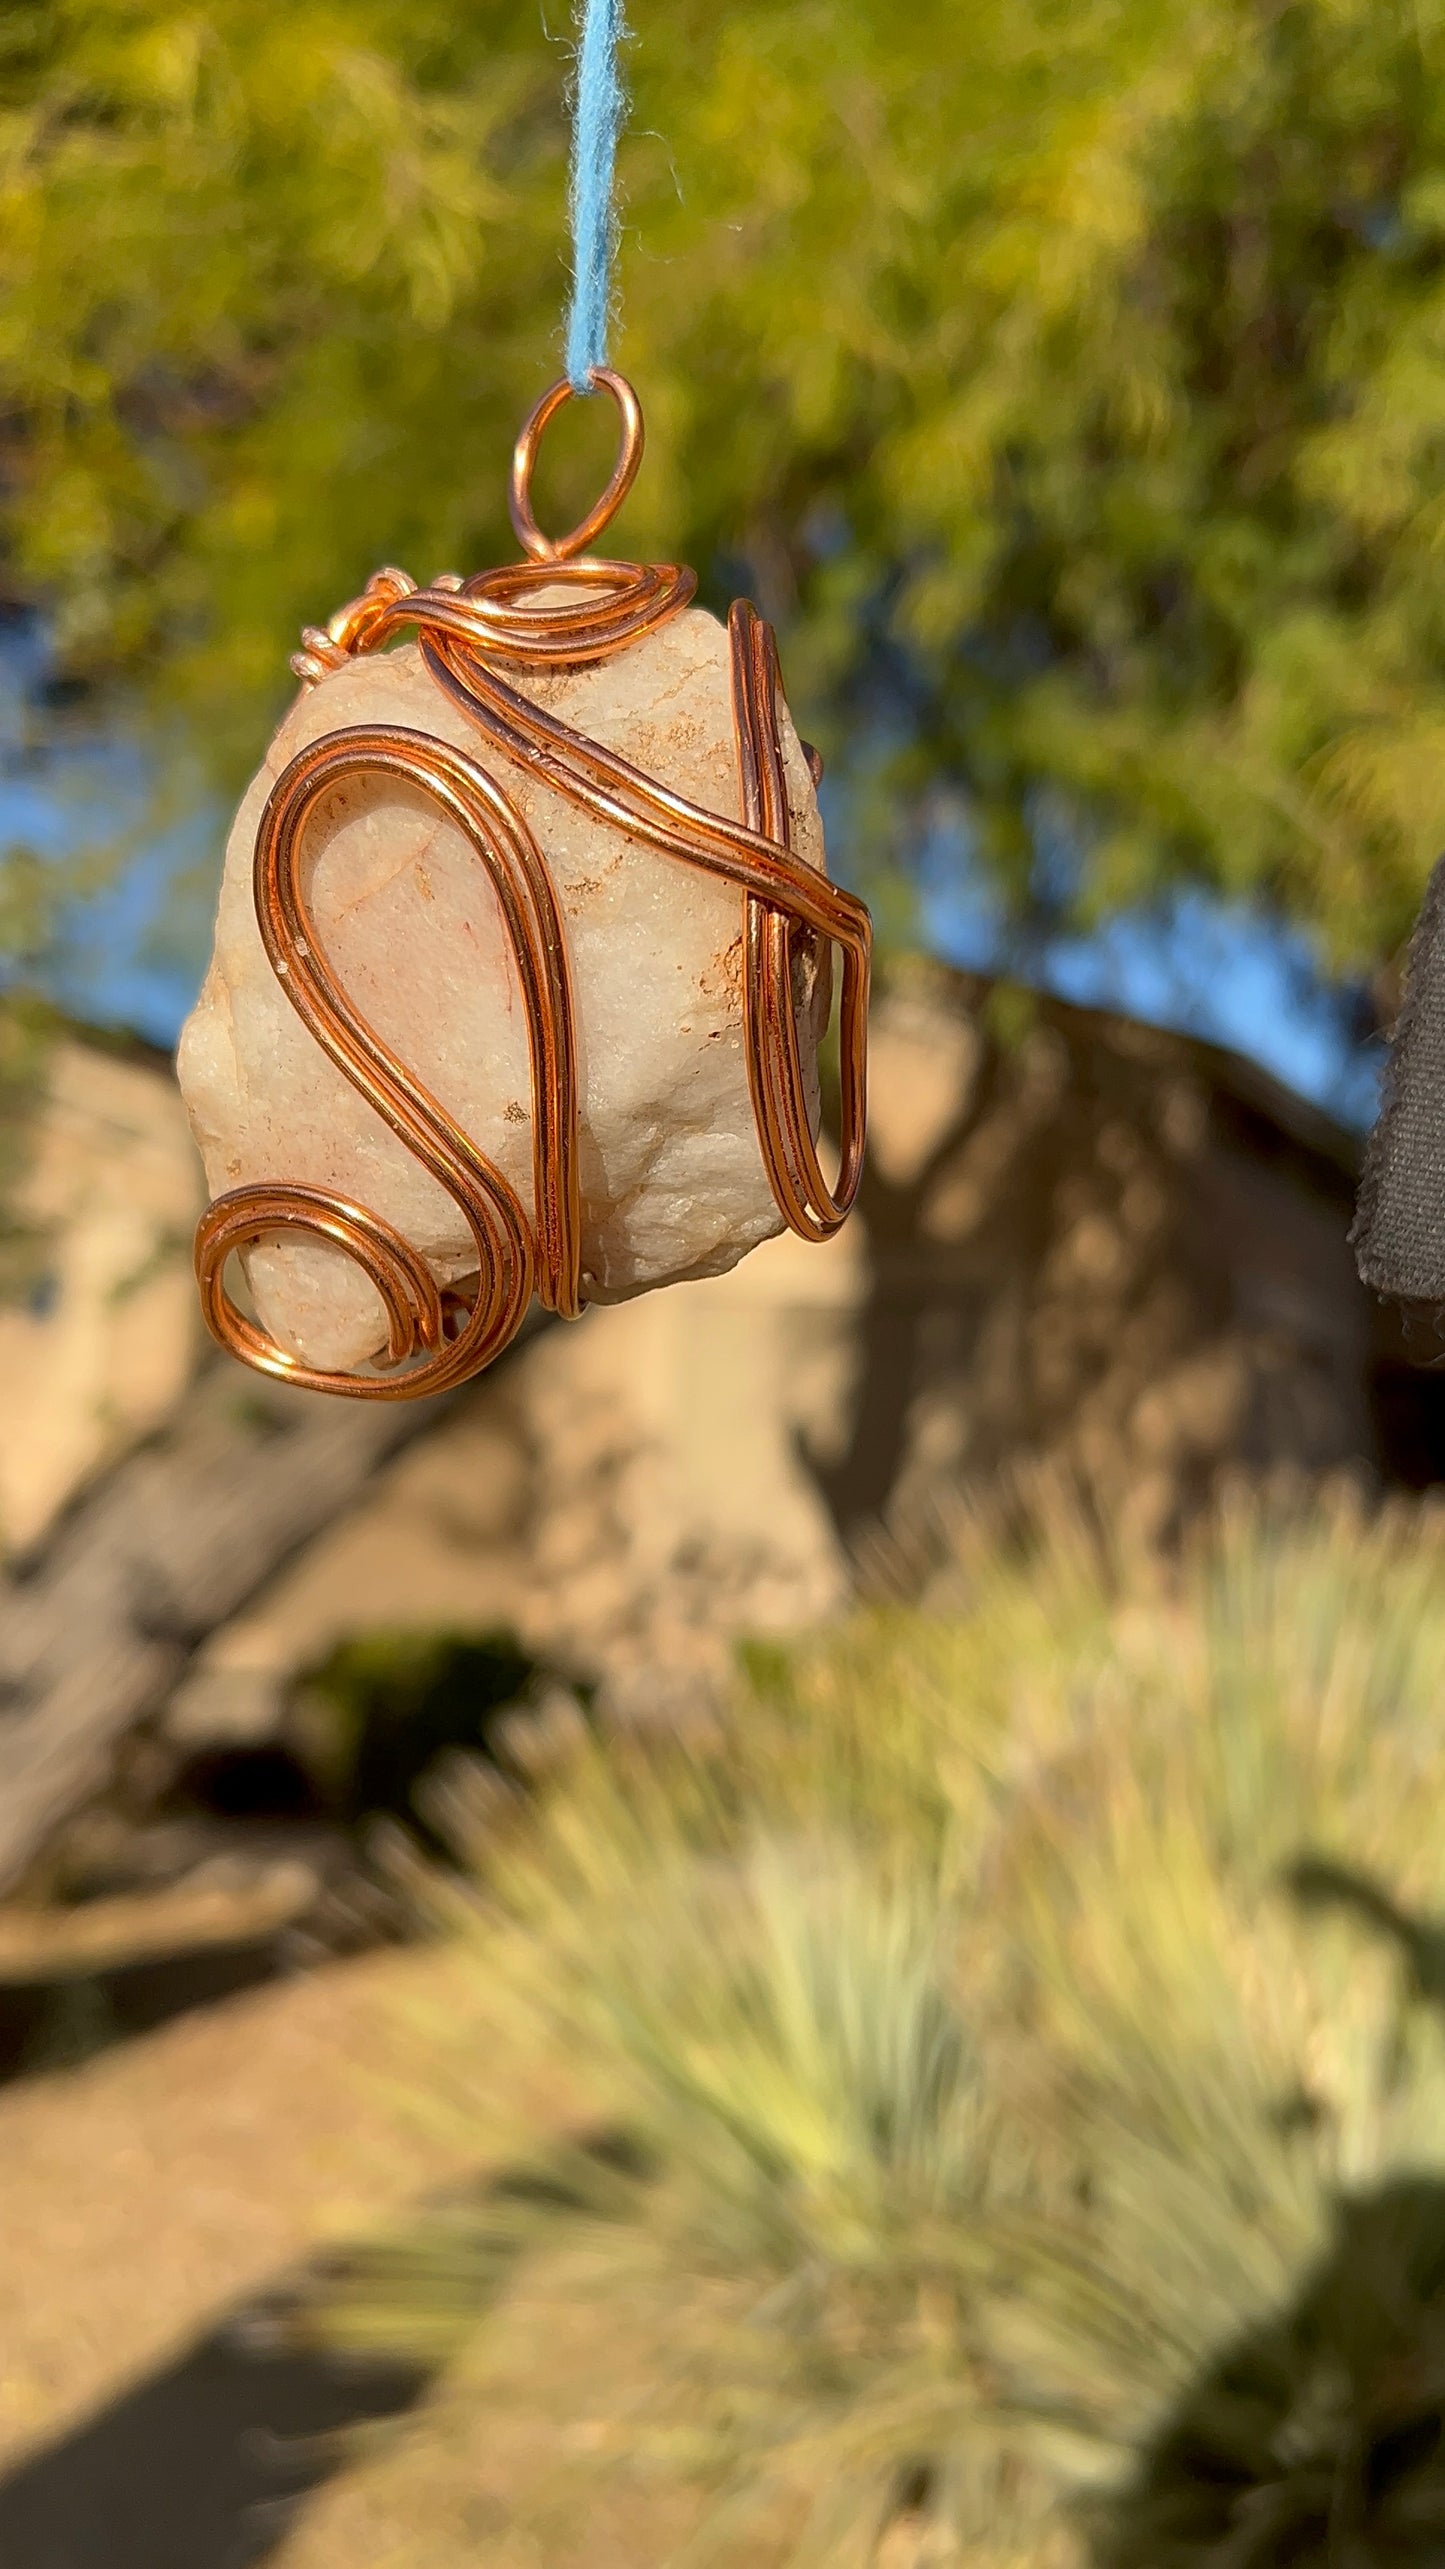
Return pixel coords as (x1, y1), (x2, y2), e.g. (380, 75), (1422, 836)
(565, 0), (628, 392)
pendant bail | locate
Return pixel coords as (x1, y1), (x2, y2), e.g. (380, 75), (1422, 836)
(509, 368), (645, 563)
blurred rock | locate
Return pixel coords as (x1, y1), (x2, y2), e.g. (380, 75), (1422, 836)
(0, 959), (1432, 1901)
(163, 962), (1402, 1738)
(0, 1027), (204, 1555)
(0, 1863), (320, 1980)
(0, 1351), (456, 1896)
(834, 964), (1386, 1553)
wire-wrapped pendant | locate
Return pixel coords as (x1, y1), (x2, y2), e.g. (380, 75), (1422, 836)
(177, 373), (871, 1398)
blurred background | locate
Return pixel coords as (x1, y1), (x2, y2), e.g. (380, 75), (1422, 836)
(6, 3), (1445, 2563)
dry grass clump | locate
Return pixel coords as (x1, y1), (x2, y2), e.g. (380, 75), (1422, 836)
(317, 1486), (1445, 2567)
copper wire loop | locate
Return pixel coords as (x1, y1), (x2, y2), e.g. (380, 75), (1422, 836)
(195, 375), (872, 1398)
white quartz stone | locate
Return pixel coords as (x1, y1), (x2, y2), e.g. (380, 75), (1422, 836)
(176, 605), (828, 1374)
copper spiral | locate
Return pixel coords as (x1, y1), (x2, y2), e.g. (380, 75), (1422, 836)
(194, 370), (871, 1399)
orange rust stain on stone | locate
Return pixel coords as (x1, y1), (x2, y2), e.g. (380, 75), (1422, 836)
(699, 933), (746, 1009)
(558, 845), (627, 915)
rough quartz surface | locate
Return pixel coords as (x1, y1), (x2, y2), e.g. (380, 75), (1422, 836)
(177, 605), (827, 1373)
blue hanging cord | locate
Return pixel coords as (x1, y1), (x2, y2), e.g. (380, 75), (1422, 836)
(565, 0), (628, 392)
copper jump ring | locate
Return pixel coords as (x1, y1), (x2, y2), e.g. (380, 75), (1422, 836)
(194, 375), (872, 1399)
(509, 368), (645, 563)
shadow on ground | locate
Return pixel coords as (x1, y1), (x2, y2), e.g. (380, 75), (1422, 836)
(0, 2289), (426, 2569)
(0, 2131), (623, 2569)
(1097, 2174), (1445, 2568)
(1097, 1861), (1445, 2567)
(0, 1937), (286, 2084)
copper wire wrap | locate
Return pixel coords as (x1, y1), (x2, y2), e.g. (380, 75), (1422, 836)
(194, 369), (872, 1398)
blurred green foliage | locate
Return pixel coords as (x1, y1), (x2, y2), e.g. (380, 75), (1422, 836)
(0, 990), (55, 1298)
(295, 1624), (538, 1824)
(318, 1486), (1445, 2565)
(4, 0), (1445, 958)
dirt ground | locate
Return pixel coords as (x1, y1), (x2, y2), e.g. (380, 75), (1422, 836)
(0, 1947), (502, 2569)
(281, 2267), (729, 2569)
(0, 1949), (769, 2569)
(0, 1948), (475, 2470)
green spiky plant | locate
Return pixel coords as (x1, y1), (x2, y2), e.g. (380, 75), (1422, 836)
(314, 1486), (1445, 2567)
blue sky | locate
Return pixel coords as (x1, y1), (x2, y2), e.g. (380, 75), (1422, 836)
(0, 612), (215, 1046)
(913, 836), (1383, 1132)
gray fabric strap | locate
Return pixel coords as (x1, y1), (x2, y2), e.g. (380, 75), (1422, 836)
(1354, 850), (1445, 1303)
